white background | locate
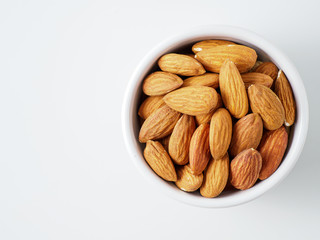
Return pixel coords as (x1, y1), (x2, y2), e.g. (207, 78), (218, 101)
(0, 0), (319, 239)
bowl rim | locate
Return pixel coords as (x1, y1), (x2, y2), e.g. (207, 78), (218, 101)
(122, 25), (309, 208)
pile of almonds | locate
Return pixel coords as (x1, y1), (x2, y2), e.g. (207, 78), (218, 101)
(137, 40), (296, 198)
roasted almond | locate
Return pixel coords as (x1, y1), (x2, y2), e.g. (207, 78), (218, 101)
(254, 62), (279, 80)
(248, 84), (285, 130)
(189, 123), (210, 175)
(142, 71), (183, 96)
(195, 45), (257, 73)
(192, 40), (235, 54)
(258, 126), (288, 180)
(195, 93), (223, 125)
(163, 86), (218, 115)
(138, 96), (165, 120)
(182, 73), (219, 88)
(158, 53), (205, 76)
(229, 113), (263, 157)
(209, 108), (232, 160)
(241, 72), (273, 89)
(230, 148), (262, 190)
(200, 153), (229, 198)
(175, 164), (203, 192)
(139, 105), (181, 142)
(219, 60), (249, 118)
(169, 115), (196, 165)
(144, 140), (177, 181)
(274, 70), (296, 126)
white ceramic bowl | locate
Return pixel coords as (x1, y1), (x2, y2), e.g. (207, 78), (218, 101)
(122, 26), (309, 208)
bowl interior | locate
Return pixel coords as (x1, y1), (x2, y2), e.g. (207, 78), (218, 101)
(125, 28), (307, 207)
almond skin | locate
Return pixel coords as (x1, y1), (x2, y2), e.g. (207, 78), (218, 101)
(142, 71), (183, 96)
(182, 73), (219, 88)
(139, 105), (181, 143)
(200, 153), (229, 198)
(195, 93), (223, 125)
(229, 113), (263, 158)
(160, 134), (171, 153)
(219, 60), (249, 118)
(158, 53), (206, 76)
(175, 164), (203, 192)
(189, 123), (210, 175)
(274, 70), (296, 126)
(163, 86), (218, 116)
(230, 148), (262, 190)
(241, 72), (273, 89)
(195, 45), (257, 73)
(258, 126), (288, 180)
(138, 96), (165, 120)
(195, 111), (214, 126)
(254, 62), (279, 80)
(192, 40), (235, 53)
(209, 108), (232, 160)
(169, 115), (196, 165)
(144, 140), (177, 181)
(248, 84), (285, 130)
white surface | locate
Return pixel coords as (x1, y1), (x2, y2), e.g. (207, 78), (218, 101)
(122, 26), (309, 208)
(0, 0), (319, 239)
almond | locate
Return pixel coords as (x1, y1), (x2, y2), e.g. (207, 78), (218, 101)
(200, 153), (229, 198)
(163, 86), (218, 116)
(142, 71), (183, 96)
(144, 140), (177, 181)
(230, 148), (262, 190)
(138, 96), (165, 120)
(169, 115), (196, 165)
(195, 111), (213, 126)
(248, 84), (285, 130)
(195, 93), (223, 125)
(229, 113), (263, 157)
(274, 70), (296, 126)
(158, 53), (205, 76)
(254, 62), (279, 80)
(182, 73), (219, 88)
(195, 45), (257, 73)
(219, 60), (249, 118)
(175, 164), (203, 192)
(160, 134), (171, 153)
(189, 123), (210, 175)
(192, 40), (235, 54)
(209, 108), (232, 160)
(258, 126), (288, 180)
(241, 72), (273, 89)
(139, 105), (181, 143)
